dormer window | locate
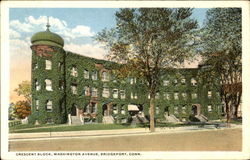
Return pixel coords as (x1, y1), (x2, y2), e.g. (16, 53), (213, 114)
(45, 60), (52, 70)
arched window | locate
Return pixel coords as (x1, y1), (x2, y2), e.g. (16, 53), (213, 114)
(71, 66), (78, 77)
(45, 60), (52, 70)
(46, 100), (52, 111)
(45, 79), (52, 91)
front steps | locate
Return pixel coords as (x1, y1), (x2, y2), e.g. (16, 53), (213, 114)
(165, 114), (180, 123)
(102, 116), (114, 124)
(71, 116), (82, 125)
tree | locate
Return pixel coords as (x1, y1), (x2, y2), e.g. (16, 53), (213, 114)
(199, 8), (242, 122)
(14, 100), (31, 119)
(14, 80), (31, 103)
(96, 8), (198, 132)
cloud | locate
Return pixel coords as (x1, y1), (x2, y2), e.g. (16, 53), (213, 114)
(9, 29), (21, 38)
(10, 16), (95, 41)
(64, 43), (107, 60)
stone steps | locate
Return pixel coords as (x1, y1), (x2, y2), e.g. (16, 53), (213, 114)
(71, 116), (82, 125)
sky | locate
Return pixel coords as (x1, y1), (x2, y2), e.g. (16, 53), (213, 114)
(9, 8), (208, 102)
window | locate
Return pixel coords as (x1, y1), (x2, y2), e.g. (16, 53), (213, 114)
(174, 107), (179, 114)
(155, 92), (160, 99)
(130, 78), (134, 84)
(156, 106), (160, 115)
(58, 62), (63, 72)
(208, 105), (212, 112)
(71, 67), (78, 77)
(120, 90), (126, 99)
(113, 105), (118, 114)
(33, 63), (38, 69)
(182, 106), (186, 114)
(182, 93), (187, 99)
(174, 79), (178, 85)
(46, 100), (52, 111)
(131, 92), (134, 99)
(92, 71), (98, 80)
(59, 80), (64, 90)
(84, 70), (89, 79)
(148, 94), (150, 99)
(45, 60), (52, 70)
(102, 71), (109, 81)
(174, 92), (179, 100)
(121, 106), (126, 115)
(113, 89), (118, 98)
(85, 104), (90, 113)
(164, 93), (170, 100)
(181, 78), (186, 84)
(102, 87), (110, 98)
(134, 93), (138, 99)
(208, 91), (212, 98)
(71, 84), (77, 95)
(163, 80), (169, 86)
(84, 86), (90, 96)
(92, 103), (97, 113)
(192, 93), (197, 99)
(35, 80), (41, 91)
(35, 99), (39, 111)
(91, 87), (98, 97)
(45, 79), (52, 91)
(191, 78), (197, 86)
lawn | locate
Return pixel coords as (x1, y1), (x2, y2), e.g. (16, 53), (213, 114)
(9, 123), (138, 133)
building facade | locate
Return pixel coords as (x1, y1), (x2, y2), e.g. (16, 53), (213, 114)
(28, 26), (223, 125)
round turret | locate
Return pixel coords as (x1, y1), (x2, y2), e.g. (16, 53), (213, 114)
(31, 27), (64, 48)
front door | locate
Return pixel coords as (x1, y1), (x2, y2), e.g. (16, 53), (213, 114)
(71, 104), (77, 116)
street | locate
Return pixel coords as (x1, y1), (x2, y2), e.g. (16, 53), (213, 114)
(9, 128), (242, 151)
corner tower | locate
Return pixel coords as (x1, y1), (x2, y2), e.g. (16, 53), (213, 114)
(29, 20), (67, 124)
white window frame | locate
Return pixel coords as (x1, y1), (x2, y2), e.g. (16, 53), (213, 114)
(208, 91), (212, 98)
(208, 105), (212, 112)
(84, 70), (89, 79)
(120, 90), (126, 99)
(191, 78), (197, 86)
(46, 100), (52, 111)
(71, 84), (77, 95)
(45, 60), (52, 70)
(35, 99), (39, 110)
(102, 71), (109, 81)
(174, 92), (179, 100)
(91, 87), (98, 97)
(102, 87), (110, 98)
(84, 86), (90, 96)
(35, 80), (41, 91)
(113, 89), (119, 99)
(192, 93), (197, 99)
(45, 79), (52, 91)
(92, 71), (98, 80)
(163, 80), (169, 86)
(71, 67), (78, 77)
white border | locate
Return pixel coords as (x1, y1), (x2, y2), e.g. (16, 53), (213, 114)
(1, 1), (250, 160)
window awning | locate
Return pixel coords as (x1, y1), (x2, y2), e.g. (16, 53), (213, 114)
(128, 104), (139, 111)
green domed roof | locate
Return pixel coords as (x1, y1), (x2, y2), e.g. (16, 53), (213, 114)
(31, 29), (64, 48)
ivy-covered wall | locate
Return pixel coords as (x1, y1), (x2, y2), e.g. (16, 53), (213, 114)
(29, 45), (222, 124)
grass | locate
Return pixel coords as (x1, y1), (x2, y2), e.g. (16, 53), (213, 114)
(9, 123), (138, 133)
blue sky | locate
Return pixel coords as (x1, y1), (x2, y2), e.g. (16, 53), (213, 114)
(9, 8), (208, 101)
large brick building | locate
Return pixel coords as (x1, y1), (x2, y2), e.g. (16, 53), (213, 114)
(28, 24), (222, 125)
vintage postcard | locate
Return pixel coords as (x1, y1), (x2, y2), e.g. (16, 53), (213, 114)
(1, 1), (250, 160)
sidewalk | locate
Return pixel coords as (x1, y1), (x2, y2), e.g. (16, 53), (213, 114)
(9, 124), (242, 140)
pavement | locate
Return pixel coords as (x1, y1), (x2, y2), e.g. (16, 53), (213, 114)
(9, 124), (242, 141)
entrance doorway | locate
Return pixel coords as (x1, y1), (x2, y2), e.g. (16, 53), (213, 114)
(71, 104), (77, 116)
(102, 103), (112, 116)
(191, 104), (201, 115)
(165, 106), (170, 116)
